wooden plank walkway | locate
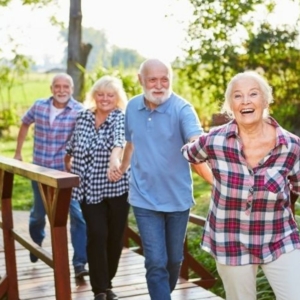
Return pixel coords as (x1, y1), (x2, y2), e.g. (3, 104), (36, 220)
(0, 211), (223, 300)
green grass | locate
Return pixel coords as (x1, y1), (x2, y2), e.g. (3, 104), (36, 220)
(0, 137), (34, 210)
(0, 73), (52, 115)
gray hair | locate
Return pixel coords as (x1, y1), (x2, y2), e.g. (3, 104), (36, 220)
(51, 73), (74, 88)
(138, 58), (173, 81)
(222, 71), (273, 119)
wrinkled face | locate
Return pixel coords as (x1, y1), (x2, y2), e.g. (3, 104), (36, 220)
(230, 77), (267, 126)
(94, 88), (118, 113)
(139, 64), (172, 105)
(51, 77), (73, 105)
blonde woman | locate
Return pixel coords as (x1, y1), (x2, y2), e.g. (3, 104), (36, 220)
(65, 75), (129, 300)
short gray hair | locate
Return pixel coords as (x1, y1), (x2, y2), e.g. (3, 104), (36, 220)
(51, 73), (74, 88)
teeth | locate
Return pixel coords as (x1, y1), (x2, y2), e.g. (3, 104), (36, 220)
(241, 109), (254, 113)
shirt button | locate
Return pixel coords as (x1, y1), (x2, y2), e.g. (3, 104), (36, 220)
(148, 118), (151, 121)
(249, 187), (254, 194)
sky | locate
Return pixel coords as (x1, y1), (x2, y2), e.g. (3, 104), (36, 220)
(0, 0), (193, 65)
(0, 0), (299, 67)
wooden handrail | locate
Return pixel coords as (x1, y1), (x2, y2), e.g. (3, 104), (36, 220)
(0, 155), (79, 300)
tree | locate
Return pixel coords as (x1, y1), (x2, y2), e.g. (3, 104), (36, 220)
(60, 27), (110, 71)
(67, 0), (92, 101)
(178, 0), (300, 133)
(111, 47), (144, 69)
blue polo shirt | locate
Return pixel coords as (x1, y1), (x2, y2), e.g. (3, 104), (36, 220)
(125, 92), (203, 212)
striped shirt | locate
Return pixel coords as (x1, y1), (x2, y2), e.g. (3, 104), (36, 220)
(65, 109), (129, 204)
(22, 97), (83, 171)
(181, 117), (300, 265)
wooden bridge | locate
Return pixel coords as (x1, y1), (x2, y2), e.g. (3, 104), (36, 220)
(0, 156), (223, 300)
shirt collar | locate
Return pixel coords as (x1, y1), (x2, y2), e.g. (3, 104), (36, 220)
(225, 117), (289, 147)
(84, 108), (121, 124)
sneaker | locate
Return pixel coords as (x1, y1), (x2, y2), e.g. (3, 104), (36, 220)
(74, 265), (89, 279)
(94, 293), (107, 300)
(106, 289), (118, 300)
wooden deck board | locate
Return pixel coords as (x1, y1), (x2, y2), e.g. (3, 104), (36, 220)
(0, 211), (223, 300)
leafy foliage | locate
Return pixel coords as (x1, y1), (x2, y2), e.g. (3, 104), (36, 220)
(0, 0), (54, 6)
(0, 51), (33, 135)
(179, 0), (300, 133)
(85, 66), (142, 101)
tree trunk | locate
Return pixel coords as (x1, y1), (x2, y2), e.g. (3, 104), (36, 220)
(67, 0), (92, 101)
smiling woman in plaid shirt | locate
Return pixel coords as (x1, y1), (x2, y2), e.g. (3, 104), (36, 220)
(65, 76), (129, 300)
(182, 71), (300, 300)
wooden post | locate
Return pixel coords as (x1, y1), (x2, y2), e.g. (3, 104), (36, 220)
(48, 188), (73, 300)
(0, 170), (19, 300)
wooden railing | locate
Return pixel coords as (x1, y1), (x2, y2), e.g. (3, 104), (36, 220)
(0, 156), (79, 300)
(123, 213), (217, 289)
(4, 152), (296, 298)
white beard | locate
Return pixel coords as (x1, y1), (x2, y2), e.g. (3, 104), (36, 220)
(143, 88), (171, 105)
(54, 95), (70, 104)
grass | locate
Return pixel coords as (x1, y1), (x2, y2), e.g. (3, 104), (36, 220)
(0, 136), (34, 210)
(0, 73), (52, 116)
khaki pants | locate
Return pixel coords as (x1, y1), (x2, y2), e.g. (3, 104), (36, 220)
(216, 249), (300, 300)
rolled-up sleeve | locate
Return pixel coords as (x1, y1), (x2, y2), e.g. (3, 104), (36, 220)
(181, 134), (208, 164)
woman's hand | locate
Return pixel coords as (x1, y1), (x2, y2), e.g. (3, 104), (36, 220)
(107, 158), (123, 182)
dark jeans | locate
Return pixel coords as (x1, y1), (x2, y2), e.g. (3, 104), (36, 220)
(29, 181), (87, 267)
(80, 193), (129, 295)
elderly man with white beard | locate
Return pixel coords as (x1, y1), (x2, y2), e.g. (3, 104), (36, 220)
(113, 58), (213, 300)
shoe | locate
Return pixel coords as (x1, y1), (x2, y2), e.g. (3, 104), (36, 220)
(94, 293), (107, 300)
(106, 289), (118, 300)
(30, 242), (42, 263)
(74, 265), (89, 279)
(30, 252), (38, 263)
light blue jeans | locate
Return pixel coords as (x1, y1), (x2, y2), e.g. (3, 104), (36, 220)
(29, 181), (87, 267)
(133, 206), (190, 300)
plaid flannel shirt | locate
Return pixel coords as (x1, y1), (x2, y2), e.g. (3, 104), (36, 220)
(182, 117), (300, 265)
(22, 97), (83, 171)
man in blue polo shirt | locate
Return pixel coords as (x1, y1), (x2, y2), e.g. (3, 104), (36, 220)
(116, 58), (212, 300)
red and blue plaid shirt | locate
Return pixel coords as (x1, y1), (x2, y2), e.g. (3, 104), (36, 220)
(22, 97), (83, 171)
(182, 117), (300, 265)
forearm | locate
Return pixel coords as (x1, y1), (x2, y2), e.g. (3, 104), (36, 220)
(64, 154), (72, 172)
(14, 123), (30, 160)
(109, 147), (123, 168)
(120, 142), (133, 173)
(191, 163), (213, 185)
